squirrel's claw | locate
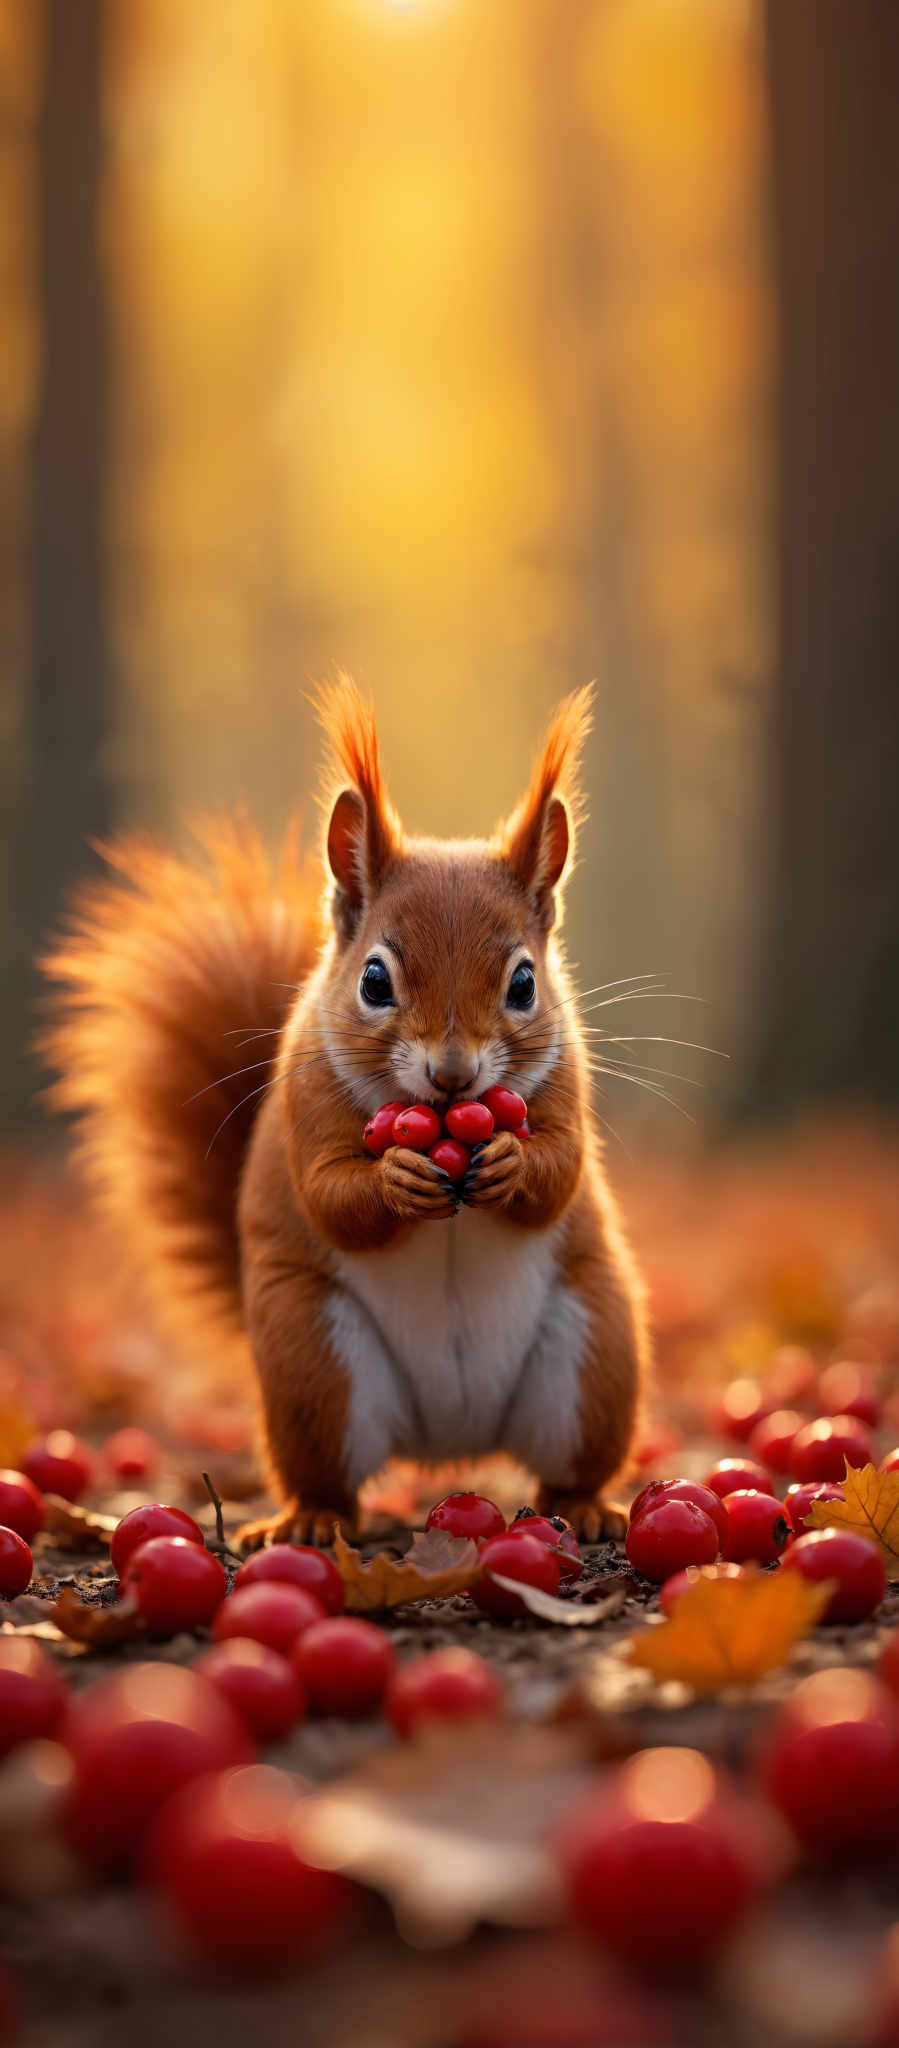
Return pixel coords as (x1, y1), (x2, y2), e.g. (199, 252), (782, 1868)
(235, 1497), (358, 1552)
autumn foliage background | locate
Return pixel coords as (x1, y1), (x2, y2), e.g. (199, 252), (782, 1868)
(0, 5), (897, 1460)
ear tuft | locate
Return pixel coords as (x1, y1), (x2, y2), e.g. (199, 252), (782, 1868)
(315, 674), (403, 939)
(494, 686), (593, 927)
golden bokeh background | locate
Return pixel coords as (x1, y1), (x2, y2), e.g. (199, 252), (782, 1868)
(2, 0), (897, 1131)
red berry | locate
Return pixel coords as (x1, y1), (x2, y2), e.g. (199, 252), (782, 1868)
(0, 1636), (67, 1758)
(426, 1492), (506, 1545)
(629, 1479), (729, 1548)
(0, 1469), (44, 1542)
(784, 1480), (844, 1530)
(62, 1662), (252, 1874)
(124, 1535), (227, 1634)
(514, 1119), (530, 1140)
(21, 1431), (92, 1503)
(386, 1648), (505, 1738)
(704, 1457), (776, 1500)
(362, 1100), (406, 1156)
(428, 1137), (470, 1180)
(103, 1427), (161, 1481)
(881, 1448), (899, 1476)
(758, 1668), (899, 1858)
(293, 1616), (395, 1716)
(556, 1747), (763, 1964)
(508, 1510), (583, 1579)
(142, 1764), (353, 1971)
(392, 1103), (442, 1151)
(479, 1085), (527, 1132)
(781, 1527), (887, 1622)
(819, 1360), (882, 1427)
(625, 1500), (720, 1582)
(235, 1543), (344, 1613)
(763, 1344), (819, 1408)
(748, 1409), (803, 1474)
(712, 1377), (773, 1442)
(111, 1502), (205, 1577)
(720, 1490), (790, 1564)
(0, 1528), (32, 1598)
(445, 1100), (495, 1144)
(193, 1639), (306, 1740)
(214, 1582), (325, 1657)
(790, 1414), (874, 1482)
(658, 1561), (745, 1617)
(470, 1531), (564, 1616)
(631, 1419), (685, 1469)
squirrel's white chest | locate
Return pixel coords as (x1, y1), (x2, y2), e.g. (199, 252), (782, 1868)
(327, 1209), (587, 1487)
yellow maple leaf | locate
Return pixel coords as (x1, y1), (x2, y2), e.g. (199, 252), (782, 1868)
(627, 1567), (831, 1695)
(333, 1527), (481, 1611)
(808, 1461), (899, 1571)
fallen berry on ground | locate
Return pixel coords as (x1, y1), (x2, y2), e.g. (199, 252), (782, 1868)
(469, 1531), (565, 1616)
(102, 1427), (161, 1481)
(790, 1414), (875, 1482)
(720, 1489), (790, 1564)
(124, 1535), (227, 1634)
(629, 1479), (728, 1547)
(111, 1502), (205, 1578)
(385, 1648), (505, 1738)
(142, 1764), (354, 1972)
(193, 1638), (306, 1740)
(625, 1499), (720, 1582)
(0, 1469), (44, 1543)
(21, 1432), (92, 1503)
(781, 1527), (886, 1621)
(213, 1581), (325, 1657)
(704, 1457), (776, 1500)
(556, 1747), (764, 1965)
(293, 1616), (395, 1716)
(0, 1527), (32, 1598)
(425, 1492), (506, 1545)
(758, 1668), (899, 1858)
(62, 1663), (252, 1874)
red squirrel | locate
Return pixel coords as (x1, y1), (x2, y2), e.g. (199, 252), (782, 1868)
(44, 678), (647, 1546)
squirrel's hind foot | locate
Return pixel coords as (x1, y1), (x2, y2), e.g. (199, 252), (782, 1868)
(235, 1495), (358, 1553)
(536, 1486), (627, 1545)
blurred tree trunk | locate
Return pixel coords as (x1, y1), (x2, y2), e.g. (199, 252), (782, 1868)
(752, 0), (899, 1110)
(5, 0), (110, 1127)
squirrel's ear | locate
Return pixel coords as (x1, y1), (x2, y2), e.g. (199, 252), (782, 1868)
(318, 675), (402, 939)
(494, 686), (592, 930)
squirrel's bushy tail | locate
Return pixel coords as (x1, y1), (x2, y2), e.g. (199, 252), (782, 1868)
(41, 817), (322, 1349)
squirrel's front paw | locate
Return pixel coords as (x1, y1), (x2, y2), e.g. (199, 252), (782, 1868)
(460, 1129), (525, 1209)
(381, 1145), (459, 1222)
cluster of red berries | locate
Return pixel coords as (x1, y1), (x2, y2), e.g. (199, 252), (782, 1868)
(363, 1084), (529, 1183)
(711, 1346), (889, 1478)
(426, 1490), (583, 1616)
(625, 1463), (888, 1626)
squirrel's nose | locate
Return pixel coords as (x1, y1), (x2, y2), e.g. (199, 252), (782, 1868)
(426, 1049), (479, 1099)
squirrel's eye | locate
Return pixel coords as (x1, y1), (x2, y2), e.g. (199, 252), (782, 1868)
(360, 958), (394, 1008)
(507, 962), (537, 1011)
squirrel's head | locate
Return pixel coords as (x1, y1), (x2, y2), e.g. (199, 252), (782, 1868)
(313, 676), (592, 1113)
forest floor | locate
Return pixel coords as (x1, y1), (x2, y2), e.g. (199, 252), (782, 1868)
(1, 1114), (899, 2048)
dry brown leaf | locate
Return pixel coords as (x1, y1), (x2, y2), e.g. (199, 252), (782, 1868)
(51, 1586), (145, 1647)
(808, 1461), (899, 1571)
(626, 1566), (831, 1695)
(332, 1526), (480, 1611)
(301, 1721), (592, 1943)
(487, 1574), (626, 1627)
(41, 1496), (119, 1549)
